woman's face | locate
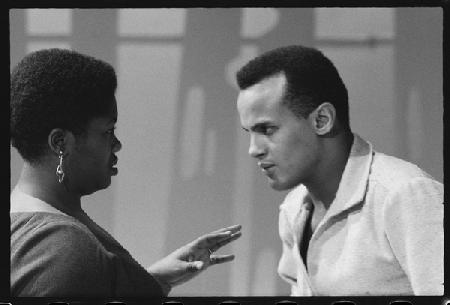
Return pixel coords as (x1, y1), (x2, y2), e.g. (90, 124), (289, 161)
(65, 98), (122, 196)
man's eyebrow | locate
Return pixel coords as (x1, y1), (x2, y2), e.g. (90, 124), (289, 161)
(243, 121), (272, 132)
(108, 117), (117, 124)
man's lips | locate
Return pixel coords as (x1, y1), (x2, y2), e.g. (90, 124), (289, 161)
(258, 162), (275, 170)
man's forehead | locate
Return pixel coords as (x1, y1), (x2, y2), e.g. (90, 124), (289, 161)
(238, 76), (286, 112)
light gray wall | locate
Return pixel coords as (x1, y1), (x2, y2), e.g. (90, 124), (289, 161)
(10, 8), (443, 296)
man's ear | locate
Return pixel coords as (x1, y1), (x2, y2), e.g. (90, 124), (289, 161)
(48, 128), (73, 155)
(310, 102), (336, 135)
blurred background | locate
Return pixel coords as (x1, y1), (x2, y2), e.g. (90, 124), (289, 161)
(9, 8), (443, 296)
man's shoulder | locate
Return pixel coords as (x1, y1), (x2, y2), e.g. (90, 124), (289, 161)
(370, 151), (440, 189)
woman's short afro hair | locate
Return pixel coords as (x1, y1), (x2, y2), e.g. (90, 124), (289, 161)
(10, 48), (117, 164)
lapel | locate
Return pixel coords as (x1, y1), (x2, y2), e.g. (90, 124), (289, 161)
(292, 198), (314, 251)
(290, 193), (315, 295)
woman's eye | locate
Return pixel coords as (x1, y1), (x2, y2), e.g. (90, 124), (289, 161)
(106, 127), (116, 134)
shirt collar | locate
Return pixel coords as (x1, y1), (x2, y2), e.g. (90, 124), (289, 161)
(10, 186), (68, 216)
(323, 133), (373, 220)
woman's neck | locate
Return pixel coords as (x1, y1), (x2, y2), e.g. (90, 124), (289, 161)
(17, 162), (84, 217)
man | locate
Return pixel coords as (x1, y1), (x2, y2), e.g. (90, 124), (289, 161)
(235, 45), (443, 296)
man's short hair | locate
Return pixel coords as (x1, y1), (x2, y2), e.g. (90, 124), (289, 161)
(10, 48), (117, 164)
(236, 45), (350, 130)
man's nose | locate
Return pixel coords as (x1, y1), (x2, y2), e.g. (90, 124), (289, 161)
(248, 135), (266, 159)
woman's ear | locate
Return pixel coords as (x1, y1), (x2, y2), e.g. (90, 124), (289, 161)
(311, 102), (336, 135)
(48, 128), (71, 155)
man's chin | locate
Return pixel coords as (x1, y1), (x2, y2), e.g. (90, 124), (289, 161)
(268, 179), (291, 191)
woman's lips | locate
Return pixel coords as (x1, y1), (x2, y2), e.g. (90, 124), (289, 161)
(110, 156), (118, 175)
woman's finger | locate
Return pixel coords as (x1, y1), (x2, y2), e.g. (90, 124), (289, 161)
(208, 232), (242, 252)
(209, 254), (235, 265)
(196, 227), (242, 248)
(209, 224), (242, 235)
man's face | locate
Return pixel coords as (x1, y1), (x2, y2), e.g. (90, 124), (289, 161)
(237, 73), (320, 191)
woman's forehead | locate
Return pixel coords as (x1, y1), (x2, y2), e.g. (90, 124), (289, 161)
(85, 102), (117, 130)
(101, 97), (118, 119)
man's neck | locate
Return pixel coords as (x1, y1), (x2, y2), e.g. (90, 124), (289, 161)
(305, 131), (353, 210)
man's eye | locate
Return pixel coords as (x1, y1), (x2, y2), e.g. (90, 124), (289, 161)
(262, 126), (276, 135)
(252, 124), (277, 135)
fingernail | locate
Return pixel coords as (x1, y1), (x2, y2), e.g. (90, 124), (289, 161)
(193, 261), (203, 270)
(197, 261), (204, 269)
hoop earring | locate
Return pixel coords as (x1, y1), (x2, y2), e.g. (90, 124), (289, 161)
(56, 151), (65, 183)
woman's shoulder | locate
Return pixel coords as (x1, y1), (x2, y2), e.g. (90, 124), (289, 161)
(11, 212), (115, 296)
(11, 212), (104, 253)
(12, 212), (90, 233)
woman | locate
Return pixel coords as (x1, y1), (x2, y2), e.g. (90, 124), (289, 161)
(10, 48), (241, 297)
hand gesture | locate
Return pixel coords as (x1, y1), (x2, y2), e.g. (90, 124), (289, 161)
(147, 224), (242, 289)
